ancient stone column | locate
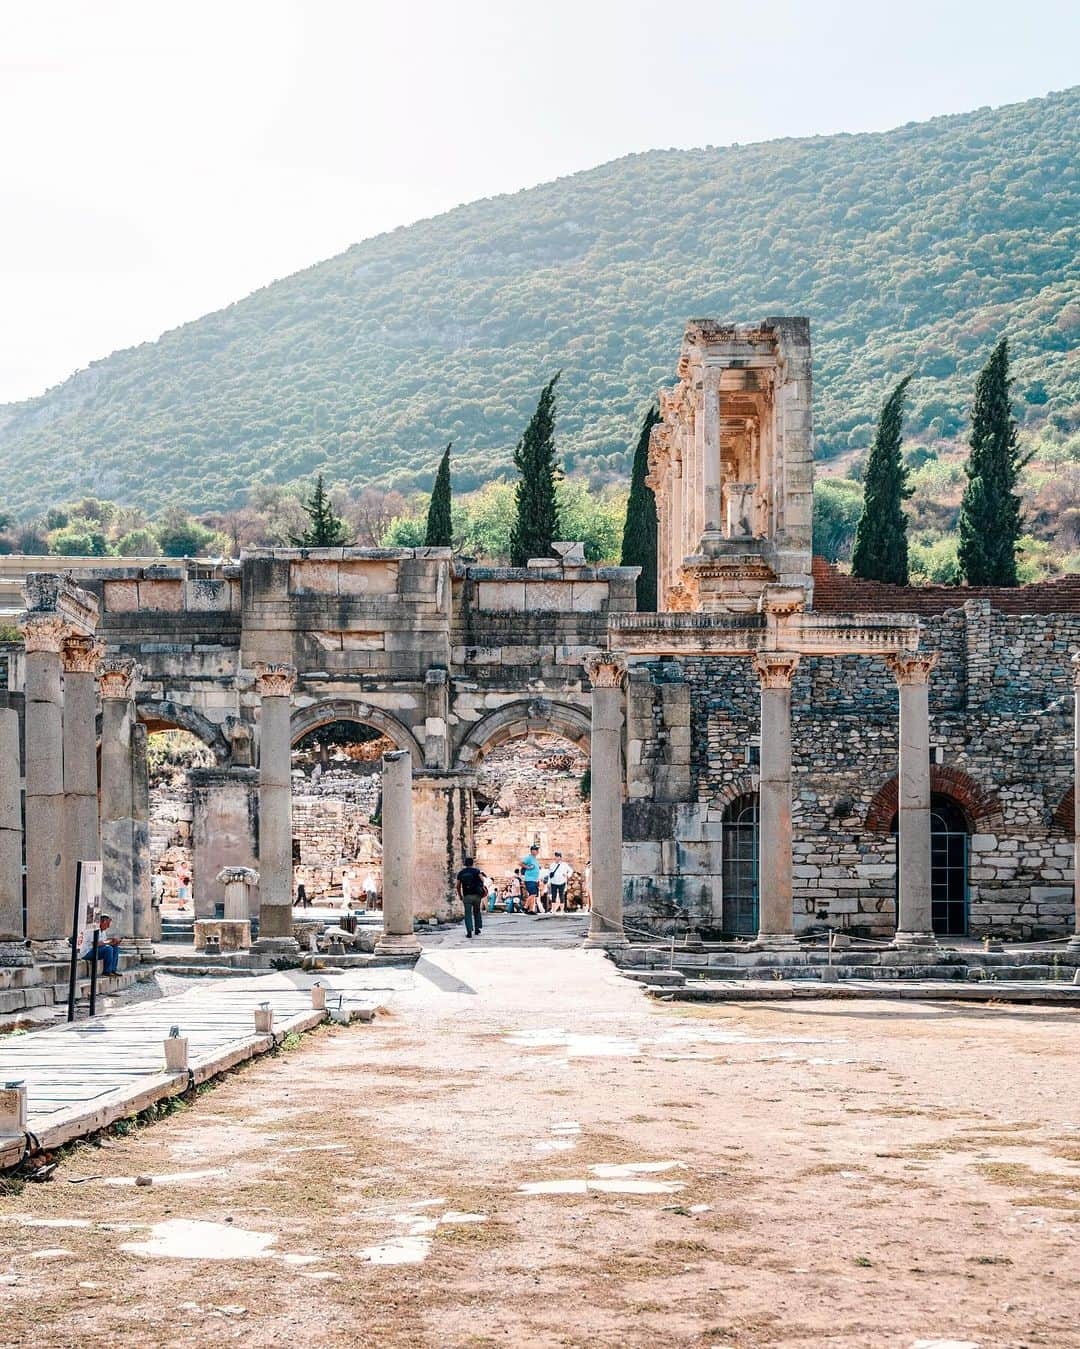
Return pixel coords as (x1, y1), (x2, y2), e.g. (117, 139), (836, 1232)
(752, 653), (801, 948)
(702, 365), (723, 538)
(374, 750), (422, 958)
(583, 652), (629, 949)
(254, 662), (299, 952)
(886, 653), (939, 947)
(61, 635), (103, 909)
(20, 612), (69, 951)
(130, 721), (153, 951)
(1070, 654), (1080, 950)
(0, 709), (24, 944)
(99, 657), (138, 943)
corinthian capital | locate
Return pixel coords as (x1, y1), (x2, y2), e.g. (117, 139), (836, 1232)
(99, 656), (138, 700)
(19, 613), (68, 655)
(61, 634), (104, 674)
(885, 652), (939, 686)
(752, 652), (801, 689)
(254, 662), (297, 698)
(584, 651), (628, 690)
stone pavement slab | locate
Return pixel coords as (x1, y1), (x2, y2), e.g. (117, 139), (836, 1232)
(0, 968), (412, 1168)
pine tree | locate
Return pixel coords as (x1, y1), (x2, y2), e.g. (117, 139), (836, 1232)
(850, 376), (913, 584)
(619, 403), (661, 610)
(291, 473), (351, 547)
(958, 337), (1023, 586)
(509, 373), (562, 567)
(424, 442), (453, 547)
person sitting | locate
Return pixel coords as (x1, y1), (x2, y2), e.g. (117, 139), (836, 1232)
(82, 914), (121, 976)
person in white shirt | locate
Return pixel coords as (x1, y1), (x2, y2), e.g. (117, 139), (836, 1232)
(546, 852), (573, 911)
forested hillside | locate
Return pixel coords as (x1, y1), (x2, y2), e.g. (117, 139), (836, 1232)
(0, 87), (1077, 517)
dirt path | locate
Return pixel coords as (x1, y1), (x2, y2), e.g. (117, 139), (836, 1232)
(1, 916), (1078, 1348)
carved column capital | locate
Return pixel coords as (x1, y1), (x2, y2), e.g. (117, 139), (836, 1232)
(254, 662), (297, 698)
(885, 652), (939, 686)
(99, 656), (138, 700)
(584, 651), (628, 690)
(61, 634), (104, 675)
(752, 652), (801, 689)
(19, 613), (68, 654)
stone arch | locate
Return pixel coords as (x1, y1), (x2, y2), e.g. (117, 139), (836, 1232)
(1051, 784), (1073, 835)
(134, 697), (230, 763)
(707, 773), (759, 813)
(865, 765), (1005, 834)
(289, 698), (423, 768)
(453, 699), (591, 769)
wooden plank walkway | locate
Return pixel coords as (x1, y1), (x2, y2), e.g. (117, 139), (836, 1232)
(0, 971), (392, 1169)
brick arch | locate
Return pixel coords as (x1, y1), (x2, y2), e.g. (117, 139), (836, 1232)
(134, 697), (231, 763)
(1052, 785), (1074, 835)
(708, 774), (758, 813)
(865, 766), (1005, 834)
(452, 699), (590, 770)
(289, 698), (423, 768)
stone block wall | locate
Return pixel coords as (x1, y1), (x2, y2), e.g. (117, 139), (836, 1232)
(623, 604), (1080, 940)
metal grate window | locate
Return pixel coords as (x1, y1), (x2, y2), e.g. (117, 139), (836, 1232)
(722, 793), (759, 937)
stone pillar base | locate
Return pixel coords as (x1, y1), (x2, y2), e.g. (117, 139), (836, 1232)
(374, 931), (422, 958)
(752, 932), (800, 951)
(892, 930), (938, 949)
(1066, 933), (1080, 951)
(253, 936), (301, 956)
(583, 929), (629, 950)
(0, 942), (34, 968)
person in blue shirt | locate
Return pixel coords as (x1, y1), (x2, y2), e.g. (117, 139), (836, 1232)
(520, 844), (543, 912)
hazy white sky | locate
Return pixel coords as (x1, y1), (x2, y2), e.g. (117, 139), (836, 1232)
(2, 0), (1077, 404)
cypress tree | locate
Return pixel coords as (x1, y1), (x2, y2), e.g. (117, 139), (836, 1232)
(424, 442), (453, 547)
(509, 373), (562, 567)
(620, 403), (661, 610)
(292, 473), (351, 547)
(850, 376), (913, 584)
(958, 337), (1023, 586)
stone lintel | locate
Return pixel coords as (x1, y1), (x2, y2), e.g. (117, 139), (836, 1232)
(22, 573), (100, 635)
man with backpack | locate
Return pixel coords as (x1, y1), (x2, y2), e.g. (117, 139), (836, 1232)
(455, 855), (486, 939)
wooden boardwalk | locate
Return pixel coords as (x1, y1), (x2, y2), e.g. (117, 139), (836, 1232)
(0, 970), (393, 1168)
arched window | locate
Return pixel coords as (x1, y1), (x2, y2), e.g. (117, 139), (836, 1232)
(891, 792), (970, 938)
(930, 796), (969, 937)
(722, 793), (759, 937)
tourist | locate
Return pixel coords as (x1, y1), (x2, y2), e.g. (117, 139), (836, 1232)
(176, 861), (191, 908)
(546, 852), (573, 911)
(485, 873), (499, 913)
(296, 882), (310, 908)
(520, 844), (543, 912)
(506, 870), (523, 914)
(455, 856), (486, 938)
(362, 872), (378, 909)
(583, 859), (592, 912)
(82, 913), (121, 976)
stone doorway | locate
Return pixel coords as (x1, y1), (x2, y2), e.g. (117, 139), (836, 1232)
(721, 793), (759, 937)
(471, 733), (591, 913)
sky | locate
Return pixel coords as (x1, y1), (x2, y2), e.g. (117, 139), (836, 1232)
(1, 0), (1077, 405)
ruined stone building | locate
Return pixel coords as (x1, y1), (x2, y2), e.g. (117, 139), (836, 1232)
(1, 317), (1078, 960)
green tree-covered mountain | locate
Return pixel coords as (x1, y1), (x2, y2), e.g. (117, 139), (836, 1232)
(1, 88), (1077, 517)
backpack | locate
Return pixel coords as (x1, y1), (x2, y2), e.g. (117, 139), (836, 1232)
(459, 866), (485, 898)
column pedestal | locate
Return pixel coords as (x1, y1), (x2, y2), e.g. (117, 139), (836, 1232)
(583, 653), (629, 950)
(253, 664), (299, 956)
(752, 653), (800, 950)
(887, 653), (939, 948)
(375, 751), (421, 959)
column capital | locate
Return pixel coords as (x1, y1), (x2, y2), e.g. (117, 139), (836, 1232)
(584, 651), (628, 689)
(99, 656), (138, 700)
(752, 652), (800, 689)
(1071, 652), (1080, 686)
(19, 613), (68, 654)
(254, 662), (297, 698)
(61, 634), (104, 674)
(885, 651), (939, 686)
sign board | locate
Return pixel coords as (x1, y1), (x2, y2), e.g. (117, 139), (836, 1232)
(74, 860), (103, 957)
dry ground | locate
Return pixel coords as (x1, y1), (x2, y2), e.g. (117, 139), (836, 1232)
(1, 923), (1078, 1348)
